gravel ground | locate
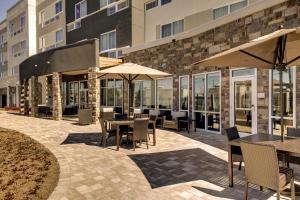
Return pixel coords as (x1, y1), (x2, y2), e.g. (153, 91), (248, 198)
(0, 127), (59, 200)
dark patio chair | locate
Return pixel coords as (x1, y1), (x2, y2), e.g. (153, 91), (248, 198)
(225, 127), (243, 170)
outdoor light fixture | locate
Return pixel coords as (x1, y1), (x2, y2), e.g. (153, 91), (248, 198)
(46, 61), (51, 64)
(34, 64), (38, 67)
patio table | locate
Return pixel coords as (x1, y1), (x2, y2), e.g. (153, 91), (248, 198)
(228, 134), (300, 188)
(106, 119), (155, 150)
(106, 120), (134, 151)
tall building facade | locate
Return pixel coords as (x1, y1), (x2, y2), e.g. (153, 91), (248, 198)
(0, 20), (8, 108)
(36, 0), (66, 53)
(3, 0), (36, 108)
(144, 0), (260, 42)
(65, 0), (146, 58)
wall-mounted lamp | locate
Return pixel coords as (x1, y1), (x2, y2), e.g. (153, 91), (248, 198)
(34, 64), (38, 68)
(46, 61), (51, 64)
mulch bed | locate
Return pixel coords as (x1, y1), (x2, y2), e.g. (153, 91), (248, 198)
(0, 128), (59, 200)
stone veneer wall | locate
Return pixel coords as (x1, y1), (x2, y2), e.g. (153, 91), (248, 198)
(52, 72), (62, 120)
(125, 0), (300, 134)
(88, 67), (100, 123)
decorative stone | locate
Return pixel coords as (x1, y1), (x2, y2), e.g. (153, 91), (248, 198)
(88, 67), (100, 123)
(52, 72), (62, 121)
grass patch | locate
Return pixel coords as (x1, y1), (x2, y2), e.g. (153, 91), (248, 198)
(0, 127), (59, 200)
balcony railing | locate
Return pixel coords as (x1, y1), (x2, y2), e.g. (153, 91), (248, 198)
(42, 12), (62, 28)
(41, 41), (64, 52)
(10, 27), (24, 37)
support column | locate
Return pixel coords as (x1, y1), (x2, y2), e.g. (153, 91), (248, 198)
(52, 72), (62, 120)
(6, 86), (10, 107)
(16, 85), (20, 108)
(30, 76), (39, 117)
(88, 67), (100, 123)
(20, 79), (29, 115)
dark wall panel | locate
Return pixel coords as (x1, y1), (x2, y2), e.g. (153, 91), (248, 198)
(66, 0), (132, 49)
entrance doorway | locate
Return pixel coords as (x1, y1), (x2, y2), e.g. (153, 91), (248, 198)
(1, 95), (7, 108)
(230, 68), (257, 134)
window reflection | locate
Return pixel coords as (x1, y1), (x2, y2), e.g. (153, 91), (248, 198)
(131, 80), (155, 109)
(207, 73), (220, 112)
(180, 76), (189, 111)
(157, 78), (173, 109)
(100, 79), (123, 107)
(271, 68), (294, 135)
(194, 75), (205, 111)
(193, 72), (221, 132)
(272, 69), (293, 117)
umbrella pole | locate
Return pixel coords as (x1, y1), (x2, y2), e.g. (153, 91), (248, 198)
(279, 69), (284, 142)
(128, 79), (131, 118)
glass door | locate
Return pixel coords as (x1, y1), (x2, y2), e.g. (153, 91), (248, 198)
(79, 81), (88, 108)
(234, 80), (253, 133)
(230, 69), (257, 134)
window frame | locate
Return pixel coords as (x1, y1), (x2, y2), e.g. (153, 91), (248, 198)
(75, 0), (87, 20)
(156, 77), (173, 110)
(213, 0), (248, 20)
(192, 71), (221, 133)
(161, 0), (171, 6)
(55, 1), (63, 14)
(160, 19), (184, 39)
(100, 29), (117, 53)
(100, 78), (123, 108)
(268, 67), (296, 135)
(145, 0), (158, 11)
(179, 75), (189, 112)
(55, 29), (64, 43)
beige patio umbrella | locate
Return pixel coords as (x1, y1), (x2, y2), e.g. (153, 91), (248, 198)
(193, 27), (300, 141)
(98, 62), (171, 116)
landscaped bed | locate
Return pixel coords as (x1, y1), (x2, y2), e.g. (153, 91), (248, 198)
(0, 127), (59, 200)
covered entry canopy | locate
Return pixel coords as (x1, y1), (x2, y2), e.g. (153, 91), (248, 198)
(19, 39), (121, 80)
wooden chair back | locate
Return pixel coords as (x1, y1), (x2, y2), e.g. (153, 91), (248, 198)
(133, 118), (149, 141)
(240, 141), (279, 191)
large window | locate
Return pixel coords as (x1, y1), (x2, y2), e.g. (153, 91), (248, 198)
(193, 72), (221, 132)
(145, 0), (158, 10)
(100, 0), (129, 15)
(161, 19), (184, 38)
(157, 78), (172, 109)
(20, 15), (26, 29)
(270, 68), (295, 135)
(100, 30), (116, 52)
(56, 29), (63, 43)
(131, 80), (155, 109)
(75, 0), (87, 20)
(100, 79), (123, 107)
(179, 76), (189, 111)
(55, 1), (63, 14)
(213, 0), (248, 20)
(161, 0), (171, 6)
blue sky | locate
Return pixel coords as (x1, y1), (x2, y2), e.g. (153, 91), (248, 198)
(0, 0), (19, 22)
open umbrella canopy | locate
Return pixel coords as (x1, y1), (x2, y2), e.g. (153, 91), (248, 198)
(193, 28), (300, 68)
(98, 62), (171, 81)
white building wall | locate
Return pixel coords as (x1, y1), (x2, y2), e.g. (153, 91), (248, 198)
(145, 0), (260, 42)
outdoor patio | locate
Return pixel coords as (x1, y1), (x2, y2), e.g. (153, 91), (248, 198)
(0, 111), (298, 200)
